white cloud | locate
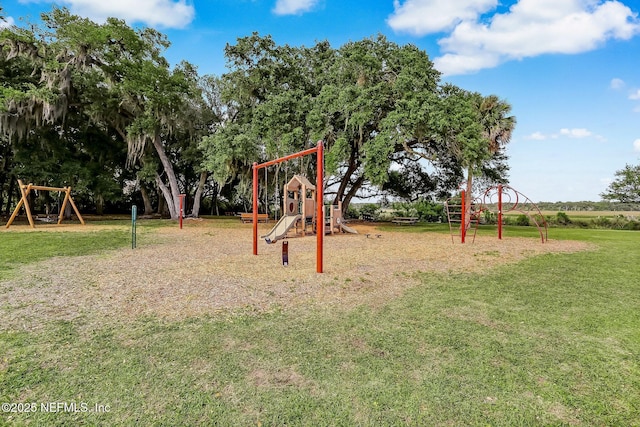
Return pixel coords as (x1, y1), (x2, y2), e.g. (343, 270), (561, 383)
(560, 128), (593, 138)
(414, 0), (640, 75)
(610, 77), (625, 89)
(630, 89), (640, 100)
(560, 128), (607, 141)
(525, 131), (548, 140)
(387, 0), (497, 35)
(634, 139), (640, 151)
(0, 16), (15, 28)
(273, 0), (319, 15)
(529, 127), (606, 141)
(47, 0), (194, 29)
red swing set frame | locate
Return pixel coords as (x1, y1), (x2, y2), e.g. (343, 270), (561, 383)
(251, 141), (325, 273)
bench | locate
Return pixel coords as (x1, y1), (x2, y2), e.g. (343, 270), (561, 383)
(392, 217), (419, 225)
(361, 213), (375, 222)
(240, 213), (269, 223)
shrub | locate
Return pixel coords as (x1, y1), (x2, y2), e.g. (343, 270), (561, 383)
(592, 216), (612, 228)
(384, 200), (447, 222)
(482, 210), (497, 225)
(377, 211), (395, 222)
(556, 212), (571, 225)
(623, 220), (640, 230)
(414, 200), (445, 222)
(609, 215), (630, 230)
(391, 202), (417, 218)
(572, 219), (590, 228)
(544, 215), (557, 226)
(359, 203), (379, 216)
(357, 203), (380, 220)
(515, 214), (530, 226)
(345, 205), (359, 219)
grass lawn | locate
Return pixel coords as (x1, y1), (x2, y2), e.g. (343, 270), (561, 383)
(538, 210), (640, 218)
(0, 227), (131, 281)
(1, 221), (639, 425)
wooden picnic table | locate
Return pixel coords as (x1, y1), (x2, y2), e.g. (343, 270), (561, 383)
(392, 217), (419, 225)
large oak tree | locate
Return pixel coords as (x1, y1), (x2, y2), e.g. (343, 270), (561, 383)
(0, 8), (210, 218)
(201, 33), (514, 213)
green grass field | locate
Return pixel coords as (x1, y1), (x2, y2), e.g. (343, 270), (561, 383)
(1, 222), (639, 426)
(538, 210), (640, 218)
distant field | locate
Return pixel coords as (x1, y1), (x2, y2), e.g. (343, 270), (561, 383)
(537, 210), (640, 218)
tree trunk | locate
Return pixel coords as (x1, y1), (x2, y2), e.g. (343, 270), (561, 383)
(211, 185), (220, 215)
(140, 185), (154, 216)
(152, 135), (181, 219)
(63, 199), (72, 220)
(5, 176), (15, 215)
(191, 171), (207, 217)
(214, 183), (221, 216)
(342, 174), (366, 214)
(0, 153), (6, 215)
(156, 190), (167, 217)
(464, 167), (473, 230)
(332, 147), (360, 206)
(95, 194), (105, 215)
(155, 173), (175, 219)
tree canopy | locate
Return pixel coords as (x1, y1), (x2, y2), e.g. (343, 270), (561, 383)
(1, 8), (516, 219)
(200, 33), (514, 213)
(0, 7), (213, 218)
(601, 162), (640, 203)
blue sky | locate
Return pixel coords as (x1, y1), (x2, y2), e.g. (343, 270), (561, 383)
(3, 0), (640, 202)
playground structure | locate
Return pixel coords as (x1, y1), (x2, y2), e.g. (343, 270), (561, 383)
(5, 179), (85, 229)
(262, 174), (317, 244)
(445, 184), (547, 243)
(325, 201), (357, 235)
(252, 141), (325, 273)
(261, 176), (358, 244)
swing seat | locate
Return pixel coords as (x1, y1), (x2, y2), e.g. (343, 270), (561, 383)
(36, 216), (57, 223)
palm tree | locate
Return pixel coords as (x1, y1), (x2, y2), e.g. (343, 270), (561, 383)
(463, 94), (516, 229)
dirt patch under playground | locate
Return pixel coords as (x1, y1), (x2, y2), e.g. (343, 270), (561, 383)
(0, 220), (592, 330)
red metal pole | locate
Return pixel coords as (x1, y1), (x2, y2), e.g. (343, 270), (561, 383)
(179, 194), (185, 229)
(316, 141), (324, 273)
(251, 142), (325, 272)
(252, 162), (259, 255)
(256, 146), (320, 169)
(498, 184), (503, 240)
(460, 190), (466, 244)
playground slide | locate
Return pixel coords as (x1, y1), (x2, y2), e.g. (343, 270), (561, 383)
(262, 215), (301, 244)
(340, 223), (358, 234)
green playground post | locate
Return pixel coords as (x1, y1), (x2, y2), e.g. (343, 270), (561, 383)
(131, 205), (137, 249)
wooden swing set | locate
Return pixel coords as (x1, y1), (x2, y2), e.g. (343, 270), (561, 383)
(5, 179), (85, 229)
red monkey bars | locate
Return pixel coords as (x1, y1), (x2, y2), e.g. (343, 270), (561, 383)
(445, 184), (548, 244)
(252, 141), (324, 273)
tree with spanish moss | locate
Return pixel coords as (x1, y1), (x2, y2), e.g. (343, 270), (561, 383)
(0, 7), (209, 219)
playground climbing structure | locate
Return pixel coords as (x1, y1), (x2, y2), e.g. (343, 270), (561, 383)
(445, 184), (548, 243)
(444, 190), (483, 243)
